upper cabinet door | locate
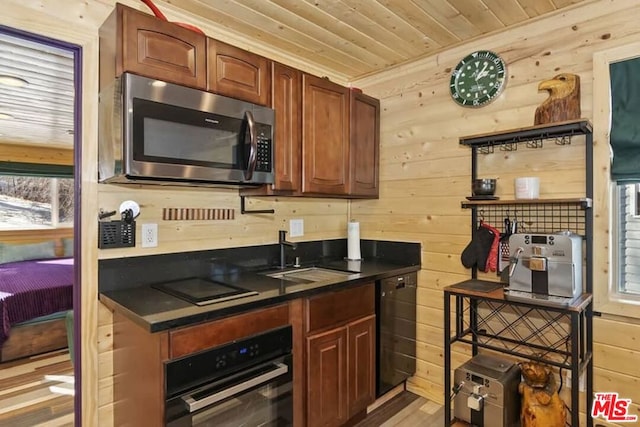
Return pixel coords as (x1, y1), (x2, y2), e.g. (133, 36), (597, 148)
(99, 3), (207, 90)
(302, 74), (350, 195)
(272, 63), (302, 191)
(207, 39), (271, 106)
(349, 92), (380, 197)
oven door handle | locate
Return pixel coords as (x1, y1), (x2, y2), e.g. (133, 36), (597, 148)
(182, 362), (289, 413)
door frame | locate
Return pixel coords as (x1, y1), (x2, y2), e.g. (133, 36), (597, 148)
(0, 24), (83, 425)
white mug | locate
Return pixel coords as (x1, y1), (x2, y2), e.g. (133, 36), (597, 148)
(515, 177), (540, 199)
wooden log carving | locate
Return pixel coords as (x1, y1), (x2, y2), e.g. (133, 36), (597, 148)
(534, 73), (581, 125)
(519, 360), (567, 427)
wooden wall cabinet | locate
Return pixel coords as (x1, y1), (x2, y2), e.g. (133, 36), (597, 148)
(271, 62), (302, 191)
(99, 4), (272, 106)
(302, 74), (351, 195)
(243, 72), (380, 199)
(99, 3), (207, 91)
(304, 284), (376, 427)
(349, 92), (380, 197)
(239, 62), (301, 197)
(100, 4), (379, 199)
(299, 74), (380, 198)
(207, 38), (271, 106)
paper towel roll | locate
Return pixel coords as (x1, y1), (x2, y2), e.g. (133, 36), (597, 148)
(347, 221), (362, 260)
(347, 259), (362, 271)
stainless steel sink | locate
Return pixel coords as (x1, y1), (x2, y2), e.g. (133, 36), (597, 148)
(264, 267), (352, 284)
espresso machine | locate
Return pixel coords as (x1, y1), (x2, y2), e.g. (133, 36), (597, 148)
(453, 354), (521, 427)
(508, 232), (582, 299)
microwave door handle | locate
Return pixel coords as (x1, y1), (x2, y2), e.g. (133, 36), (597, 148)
(244, 111), (258, 181)
(181, 362), (289, 413)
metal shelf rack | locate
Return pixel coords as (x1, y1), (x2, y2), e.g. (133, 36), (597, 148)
(461, 198), (591, 236)
(444, 119), (594, 427)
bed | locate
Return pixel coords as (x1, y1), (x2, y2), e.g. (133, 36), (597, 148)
(0, 230), (74, 362)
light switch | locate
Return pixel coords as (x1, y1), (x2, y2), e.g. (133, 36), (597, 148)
(290, 219), (304, 237)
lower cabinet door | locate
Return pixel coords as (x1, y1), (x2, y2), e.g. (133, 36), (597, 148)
(306, 327), (348, 427)
(347, 315), (376, 419)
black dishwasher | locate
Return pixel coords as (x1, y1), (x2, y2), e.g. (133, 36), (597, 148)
(376, 272), (417, 397)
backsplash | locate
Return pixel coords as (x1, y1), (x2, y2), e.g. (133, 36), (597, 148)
(98, 239), (421, 293)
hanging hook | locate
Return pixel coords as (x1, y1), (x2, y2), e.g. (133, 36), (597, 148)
(479, 209), (485, 223)
(504, 209), (511, 236)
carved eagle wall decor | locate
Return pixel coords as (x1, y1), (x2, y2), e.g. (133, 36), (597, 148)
(534, 73), (581, 125)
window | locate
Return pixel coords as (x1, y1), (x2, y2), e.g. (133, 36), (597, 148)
(0, 175), (73, 230)
(614, 184), (640, 295)
(606, 51), (640, 303)
(592, 41), (640, 315)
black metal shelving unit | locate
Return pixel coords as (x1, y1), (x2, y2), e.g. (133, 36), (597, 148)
(444, 119), (594, 427)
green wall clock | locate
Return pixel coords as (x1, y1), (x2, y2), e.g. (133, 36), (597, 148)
(450, 50), (507, 107)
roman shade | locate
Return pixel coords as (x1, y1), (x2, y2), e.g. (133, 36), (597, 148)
(610, 57), (640, 183)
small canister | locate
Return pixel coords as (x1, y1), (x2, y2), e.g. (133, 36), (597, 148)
(515, 177), (540, 199)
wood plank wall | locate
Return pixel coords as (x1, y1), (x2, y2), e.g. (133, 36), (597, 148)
(352, 0), (640, 424)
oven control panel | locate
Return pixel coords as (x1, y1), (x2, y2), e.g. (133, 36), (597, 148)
(214, 343), (262, 369)
(166, 325), (292, 397)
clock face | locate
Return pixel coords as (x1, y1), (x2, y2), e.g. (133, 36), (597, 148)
(450, 51), (507, 107)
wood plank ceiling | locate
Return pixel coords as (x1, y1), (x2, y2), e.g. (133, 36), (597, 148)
(180, 0), (592, 80)
(0, 0), (591, 149)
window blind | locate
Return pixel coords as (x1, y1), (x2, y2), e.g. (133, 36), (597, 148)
(610, 57), (640, 183)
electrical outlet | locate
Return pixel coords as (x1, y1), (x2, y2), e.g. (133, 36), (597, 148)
(141, 223), (158, 248)
(290, 219), (304, 237)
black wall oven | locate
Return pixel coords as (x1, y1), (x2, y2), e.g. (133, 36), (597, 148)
(165, 325), (293, 426)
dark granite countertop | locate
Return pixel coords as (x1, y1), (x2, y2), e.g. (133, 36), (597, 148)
(99, 239), (420, 332)
(100, 258), (419, 332)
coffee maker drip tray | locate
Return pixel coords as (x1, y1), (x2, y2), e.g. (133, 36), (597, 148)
(504, 289), (576, 307)
(152, 277), (258, 306)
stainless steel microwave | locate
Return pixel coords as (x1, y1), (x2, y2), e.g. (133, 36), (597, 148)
(98, 73), (274, 186)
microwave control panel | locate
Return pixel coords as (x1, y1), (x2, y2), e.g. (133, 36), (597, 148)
(255, 124), (272, 173)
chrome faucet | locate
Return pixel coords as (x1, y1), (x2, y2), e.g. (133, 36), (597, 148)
(279, 230), (297, 269)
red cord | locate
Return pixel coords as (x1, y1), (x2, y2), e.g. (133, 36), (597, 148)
(140, 0), (168, 21)
(139, 0), (205, 34)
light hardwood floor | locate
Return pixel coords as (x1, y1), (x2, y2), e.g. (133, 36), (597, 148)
(357, 390), (446, 426)
(0, 349), (74, 426)
(0, 349), (450, 427)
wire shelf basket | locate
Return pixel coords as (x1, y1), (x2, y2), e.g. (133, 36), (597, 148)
(462, 199), (590, 236)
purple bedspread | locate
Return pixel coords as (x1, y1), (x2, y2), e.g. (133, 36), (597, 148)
(0, 257), (73, 346)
